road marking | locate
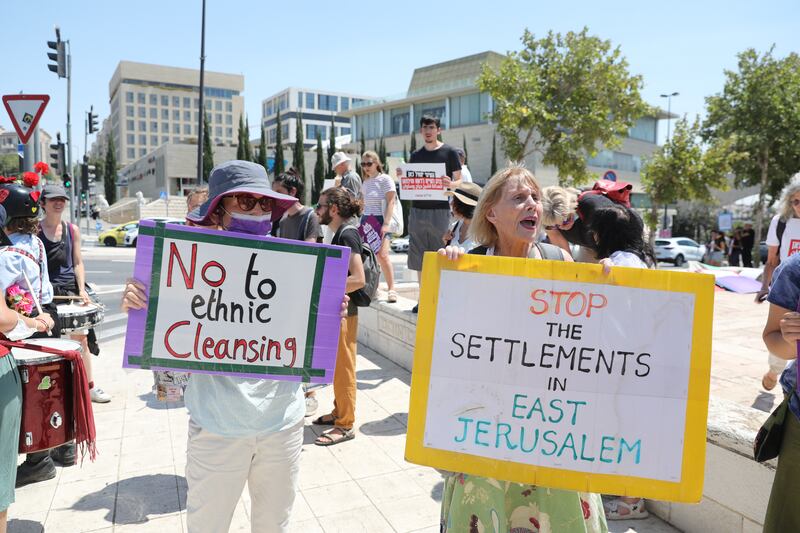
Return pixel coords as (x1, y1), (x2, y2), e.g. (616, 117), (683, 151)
(85, 270), (112, 274)
(111, 259), (135, 263)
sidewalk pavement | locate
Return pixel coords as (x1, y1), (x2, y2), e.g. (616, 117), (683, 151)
(8, 333), (679, 532)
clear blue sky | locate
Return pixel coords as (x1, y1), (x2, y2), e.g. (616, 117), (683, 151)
(2, 0), (796, 158)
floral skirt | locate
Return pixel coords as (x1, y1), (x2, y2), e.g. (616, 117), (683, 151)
(441, 474), (607, 533)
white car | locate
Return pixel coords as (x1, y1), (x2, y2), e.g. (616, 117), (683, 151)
(391, 237), (409, 253)
(654, 237), (706, 267)
(125, 217), (185, 247)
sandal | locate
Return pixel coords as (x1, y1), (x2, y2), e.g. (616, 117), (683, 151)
(604, 497), (648, 520)
(314, 427), (355, 446)
(762, 372), (778, 391)
(387, 290), (398, 303)
(312, 414), (335, 426)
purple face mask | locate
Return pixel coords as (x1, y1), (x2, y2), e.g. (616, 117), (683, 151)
(226, 211), (272, 235)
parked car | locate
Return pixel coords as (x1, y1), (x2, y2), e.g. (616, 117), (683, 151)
(124, 217), (185, 247)
(98, 221), (138, 247)
(654, 237), (706, 267)
(760, 241), (768, 264)
(391, 237), (409, 253)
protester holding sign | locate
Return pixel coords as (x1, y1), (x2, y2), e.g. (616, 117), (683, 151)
(360, 150), (398, 303)
(273, 170), (321, 243)
(398, 115), (462, 313)
(122, 160), (329, 533)
(435, 166), (607, 533)
(760, 251), (800, 532)
(311, 187), (365, 445)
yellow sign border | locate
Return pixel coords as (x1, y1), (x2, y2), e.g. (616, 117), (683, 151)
(405, 252), (714, 503)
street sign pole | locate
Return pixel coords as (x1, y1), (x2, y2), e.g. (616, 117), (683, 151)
(22, 137), (34, 172)
(33, 126), (41, 167)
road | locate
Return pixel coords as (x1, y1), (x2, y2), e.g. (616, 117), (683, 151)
(81, 245), (136, 343)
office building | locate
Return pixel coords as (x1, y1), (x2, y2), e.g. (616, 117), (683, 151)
(103, 61), (245, 167)
(261, 88), (376, 150)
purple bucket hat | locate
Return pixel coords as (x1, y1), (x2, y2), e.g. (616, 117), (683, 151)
(186, 160), (296, 224)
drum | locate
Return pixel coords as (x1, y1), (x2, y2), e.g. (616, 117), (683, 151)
(57, 302), (105, 333)
(14, 339), (79, 453)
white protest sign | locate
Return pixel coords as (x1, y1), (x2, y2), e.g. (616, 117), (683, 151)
(399, 163), (447, 201)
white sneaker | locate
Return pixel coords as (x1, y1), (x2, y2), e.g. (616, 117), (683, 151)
(305, 395), (318, 417)
(90, 387), (112, 403)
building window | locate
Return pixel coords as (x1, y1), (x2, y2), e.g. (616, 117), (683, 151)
(139, 134), (147, 145)
(184, 111), (191, 121)
(149, 94), (158, 105)
(225, 114), (232, 125)
(151, 122), (158, 132)
(127, 148), (135, 159)
(137, 93), (145, 104)
(161, 109), (169, 120)
(195, 112), (200, 122)
(126, 92), (134, 103)
(126, 120), (134, 130)
(586, 149), (642, 173)
(306, 93), (315, 110)
(215, 126), (222, 136)
(298, 92), (303, 108)
(139, 148), (146, 157)
(226, 101), (232, 112)
(205, 100), (212, 110)
(226, 127), (233, 137)
(184, 97), (191, 108)
(340, 127), (351, 136)
(172, 110), (179, 120)
(318, 94), (337, 112)
(162, 136), (169, 144)
(151, 135), (158, 145)
(138, 107), (146, 118)
(127, 134), (135, 144)
(360, 111), (381, 139)
(184, 124), (191, 134)
(282, 124), (288, 138)
(389, 107), (410, 135)
(628, 117), (657, 143)
(214, 113), (221, 124)
(161, 95), (169, 106)
(269, 128), (276, 144)
(306, 124), (327, 141)
(215, 101), (222, 111)
(450, 93), (488, 128)
(139, 120), (146, 131)
(173, 124), (180, 134)
(418, 100), (446, 127)
(149, 108), (157, 119)
(341, 97), (349, 111)
(173, 96), (180, 107)
(126, 106), (134, 117)
(162, 122), (169, 132)
(266, 101), (274, 116)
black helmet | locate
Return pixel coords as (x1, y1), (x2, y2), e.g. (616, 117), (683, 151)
(0, 183), (41, 220)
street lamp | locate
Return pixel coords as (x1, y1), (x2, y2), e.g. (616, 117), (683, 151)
(659, 91), (679, 234)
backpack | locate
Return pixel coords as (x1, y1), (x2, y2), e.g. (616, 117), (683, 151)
(776, 218), (787, 257)
(296, 208), (314, 241)
(341, 225), (380, 307)
(578, 179), (633, 208)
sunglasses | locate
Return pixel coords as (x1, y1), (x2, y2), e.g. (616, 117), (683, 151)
(543, 215), (573, 231)
(229, 194), (272, 211)
(361, 162), (374, 167)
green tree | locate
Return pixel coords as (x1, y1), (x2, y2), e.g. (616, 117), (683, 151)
(274, 110), (285, 175)
(327, 115), (337, 177)
(359, 129), (366, 157)
(257, 126), (268, 170)
(490, 134), (498, 176)
(409, 131), (417, 154)
(293, 115), (307, 203)
(702, 47), (800, 250)
(203, 111), (214, 183)
(104, 135), (118, 204)
(378, 136), (387, 170)
(313, 133), (325, 204)
(0, 154), (19, 175)
(478, 27), (649, 185)
(237, 114), (247, 160)
(244, 117), (253, 162)
(403, 142), (408, 164)
(641, 116), (742, 242)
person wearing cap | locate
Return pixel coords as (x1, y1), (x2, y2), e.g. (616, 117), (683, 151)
(0, 200), (57, 531)
(122, 160), (340, 533)
(331, 151), (362, 200)
(443, 182), (482, 252)
(0, 183), (61, 488)
(455, 148), (473, 184)
(38, 184), (112, 404)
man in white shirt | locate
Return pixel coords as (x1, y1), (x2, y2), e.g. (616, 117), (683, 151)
(456, 148), (473, 184)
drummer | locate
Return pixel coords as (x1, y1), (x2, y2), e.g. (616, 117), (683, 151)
(0, 183), (60, 489)
(0, 201), (56, 532)
(38, 185), (111, 404)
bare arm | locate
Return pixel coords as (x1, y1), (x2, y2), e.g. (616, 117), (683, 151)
(345, 250), (365, 293)
(443, 170), (462, 189)
(763, 304), (800, 360)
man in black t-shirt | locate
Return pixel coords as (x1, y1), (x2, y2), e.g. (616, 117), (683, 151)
(741, 222), (755, 268)
(397, 115), (462, 312)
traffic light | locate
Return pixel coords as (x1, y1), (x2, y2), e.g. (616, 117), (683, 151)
(80, 162), (89, 190)
(88, 106), (99, 134)
(46, 28), (66, 78)
(49, 133), (65, 175)
(63, 174), (72, 190)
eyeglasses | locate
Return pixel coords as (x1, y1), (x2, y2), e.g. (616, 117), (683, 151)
(229, 194), (272, 211)
(361, 162), (374, 167)
(314, 202), (329, 209)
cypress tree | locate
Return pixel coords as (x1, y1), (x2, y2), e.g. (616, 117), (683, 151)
(104, 135), (118, 204)
(462, 134), (468, 163)
(359, 128), (366, 157)
(258, 126), (267, 170)
(203, 111), (214, 182)
(327, 115), (336, 177)
(294, 114), (307, 203)
(379, 137), (387, 170)
(244, 117), (253, 162)
(237, 115), (246, 160)
(490, 134), (498, 177)
(409, 131), (417, 153)
(313, 133), (325, 203)
(403, 142), (408, 163)
(275, 110), (285, 175)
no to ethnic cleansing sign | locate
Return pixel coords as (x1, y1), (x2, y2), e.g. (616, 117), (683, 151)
(123, 221), (350, 383)
(406, 252), (714, 503)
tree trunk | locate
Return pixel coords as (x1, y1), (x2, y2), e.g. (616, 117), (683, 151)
(648, 204), (660, 247)
(753, 147), (769, 268)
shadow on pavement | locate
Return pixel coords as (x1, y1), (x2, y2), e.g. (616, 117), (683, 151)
(752, 391), (776, 413)
(71, 473), (187, 525)
(359, 414), (408, 436)
(138, 391), (185, 410)
(8, 518), (43, 533)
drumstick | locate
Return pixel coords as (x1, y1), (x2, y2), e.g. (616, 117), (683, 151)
(22, 271), (52, 337)
(53, 295), (84, 301)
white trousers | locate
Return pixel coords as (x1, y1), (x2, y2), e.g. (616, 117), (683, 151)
(185, 418), (303, 533)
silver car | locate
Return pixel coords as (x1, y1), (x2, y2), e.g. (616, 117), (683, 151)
(654, 237), (706, 267)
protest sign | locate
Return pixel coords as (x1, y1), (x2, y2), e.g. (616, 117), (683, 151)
(123, 221), (350, 383)
(399, 163), (447, 201)
(406, 253), (714, 502)
(359, 215), (383, 254)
